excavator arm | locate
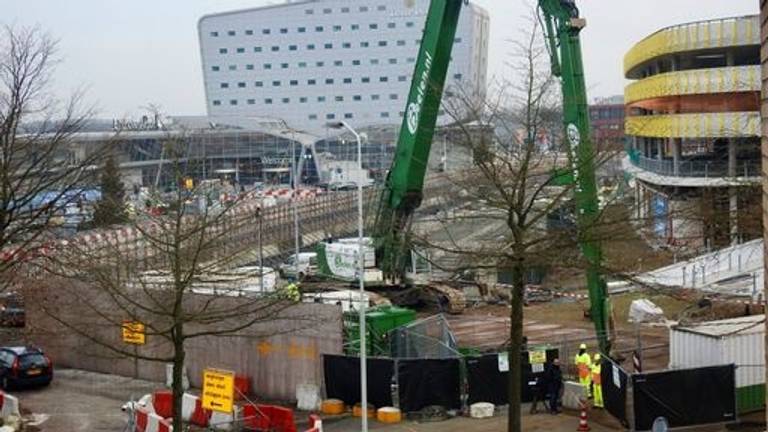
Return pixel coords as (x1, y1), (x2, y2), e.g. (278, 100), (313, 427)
(375, 0), (465, 282)
(539, 0), (611, 353)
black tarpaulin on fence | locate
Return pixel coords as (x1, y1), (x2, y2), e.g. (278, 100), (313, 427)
(632, 364), (736, 431)
(466, 350), (559, 405)
(398, 359), (461, 412)
(600, 358), (628, 427)
(323, 354), (394, 409)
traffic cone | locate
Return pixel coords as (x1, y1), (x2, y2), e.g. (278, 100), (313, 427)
(576, 407), (591, 431)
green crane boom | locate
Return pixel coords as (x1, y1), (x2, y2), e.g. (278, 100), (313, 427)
(375, 0), (464, 282)
(539, 0), (611, 353)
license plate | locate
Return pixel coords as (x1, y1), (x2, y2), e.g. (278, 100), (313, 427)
(27, 369), (41, 376)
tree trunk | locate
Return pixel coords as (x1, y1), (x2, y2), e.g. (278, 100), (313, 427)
(507, 258), (525, 432)
(171, 331), (185, 431)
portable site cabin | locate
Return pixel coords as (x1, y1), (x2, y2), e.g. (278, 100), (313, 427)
(670, 315), (765, 413)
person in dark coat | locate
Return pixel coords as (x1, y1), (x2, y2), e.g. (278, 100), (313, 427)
(544, 358), (563, 414)
(529, 370), (549, 414)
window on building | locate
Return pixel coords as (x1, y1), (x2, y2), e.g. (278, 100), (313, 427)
(323, 8), (332, 14)
(362, 77), (371, 83)
(360, 41), (370, 47)
(333, 25), (342, 31)
(406, 21), (415, 28)
(370, 59), (379, 65)
(454, 37), (462, 43)
(371, 94), (380, 100)
(399, 111), (404, 117)
(281, 63), (288, 69)
(282, 98), (290, 103)
(407, 57), (415, 63)
(315, 26), (324, 32)
(352, 60), (361, 66)
(377, 5), (386, 11)
(236, 47), (245, 53)
(210, 31), (219, 37)
(325, 78), (334, 84)
(245, 30), (254, 35)
(389, 94), (398, 100)
(334, 60), (343, 66)
(397, 40), (406, 46)
(255, 81), (263, 87)
(380, 112), (389, 118)
(335, 96), (344, 102)
(308, 79), (317, 85)
(309, 114), (318, 120)
(263, 63), (272, 69)
(219, 48), (228, 54)
(370, 24), (378, 30)
(298, 27), (306, 33)
(211, 66), (220, 71)
(289, 45), (297, 51)
(213, 100), (221, 106)
(228, 65), (236, 71)
(341, 7), (350, 13)
(387, 23), (396, 29)
(353, 95), (362, 101)
(344, 113), (353, 119)
(318, 96), (326, 102)
(300, 97), (308, 103)
(360, 6), (369, 12)
(246, 64), (254, 70)
(453, 73), (463, 80)
(305, 9), (314, 15)
(343, 78), (352, 83)
(272, 80), (281, 86)
(228, 30), (236, 36)
(220, 83), (229, 89)
(229, 99), (238, 105)
(324, 43), (333, 49)
(290, 80), (298, 86)
(298, 62), (307, 68)
(342, 42), (351, 48)
(247, 99), (255, 105)
(388, 58), (397, 64)
(254, 46), (262, 52)
(326, 113), (336, 120)
(262, 29), (270, 35)
(271, 46), (279, 52)
(307, 44), (316, 50)
(316, 61), (325, 67)
(280, 28), (288, 34)
(379, 76), (388, 82)
(265, 98), (273, 104)
(237, 82), (246, 88)
(351, 24), (359, 30)
(378, 41), (387, 47)
(398, 75), (407, 82)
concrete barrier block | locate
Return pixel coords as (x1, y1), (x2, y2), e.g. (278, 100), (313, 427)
(470, 402), (495, 418)
(0, 394), (19, 418)
(296, 384), (321, 411)
(562, 381), (587, 410)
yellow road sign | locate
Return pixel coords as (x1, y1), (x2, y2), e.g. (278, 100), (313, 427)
(202, 369), (235, 413)
(122, 321), (146, 345)
(529, 350), (547, 365)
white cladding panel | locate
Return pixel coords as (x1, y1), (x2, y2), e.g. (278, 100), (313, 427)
(198, 0), (489, 133)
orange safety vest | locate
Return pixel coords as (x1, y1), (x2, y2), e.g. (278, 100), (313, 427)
(592, 365), (602, 385)
(575, 353), (591, 379)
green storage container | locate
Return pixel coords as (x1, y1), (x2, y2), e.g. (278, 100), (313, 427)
(344, 306), (416, 356)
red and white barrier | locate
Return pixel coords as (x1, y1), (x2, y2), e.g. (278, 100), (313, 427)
(0, 391), (20, 419)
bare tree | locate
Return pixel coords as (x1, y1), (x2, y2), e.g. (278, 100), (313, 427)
(0, 25), (101, 288)
(34, 133), (308, 430)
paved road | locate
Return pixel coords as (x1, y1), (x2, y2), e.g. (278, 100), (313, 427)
(19, 369), (159, 432)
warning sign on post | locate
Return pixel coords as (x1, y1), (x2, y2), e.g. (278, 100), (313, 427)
(202, 369), (235, 413)
(122, 321), (146, 345)
(528, 350), (546, 365)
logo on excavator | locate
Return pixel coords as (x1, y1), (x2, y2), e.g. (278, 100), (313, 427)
(406, 50), (434, 135)
(567, 123), (581, 186)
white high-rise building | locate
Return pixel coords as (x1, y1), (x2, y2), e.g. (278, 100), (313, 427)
(198, 0), (489, 133)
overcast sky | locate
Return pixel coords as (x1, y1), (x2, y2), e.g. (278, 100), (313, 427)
(2, 0), (758, 118)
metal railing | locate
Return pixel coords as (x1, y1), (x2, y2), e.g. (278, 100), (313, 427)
(626, 150), (761, 178)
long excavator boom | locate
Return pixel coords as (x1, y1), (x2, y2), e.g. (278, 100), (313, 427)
(538, 0), (611, 353)
(375, 0), (464, 282)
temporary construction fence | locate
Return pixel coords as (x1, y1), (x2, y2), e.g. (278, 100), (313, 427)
(389, 314), (461, 359)
(323, 348), (558, 414)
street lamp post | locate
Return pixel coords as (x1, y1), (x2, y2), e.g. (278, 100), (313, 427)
(327, 121), (367, 432)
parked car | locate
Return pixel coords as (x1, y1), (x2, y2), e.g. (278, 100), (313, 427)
(279, 252), (318, 280)
(0, 293), (25, 328)
(0, 347), (53, 389)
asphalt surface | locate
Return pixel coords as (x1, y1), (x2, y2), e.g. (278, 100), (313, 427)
(18, 369), (159, 432)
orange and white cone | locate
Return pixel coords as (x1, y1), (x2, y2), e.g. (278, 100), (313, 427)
(576, 408), (591, 431)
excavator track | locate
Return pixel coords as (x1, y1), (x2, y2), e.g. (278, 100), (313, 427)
(423, 283), (466, 314)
